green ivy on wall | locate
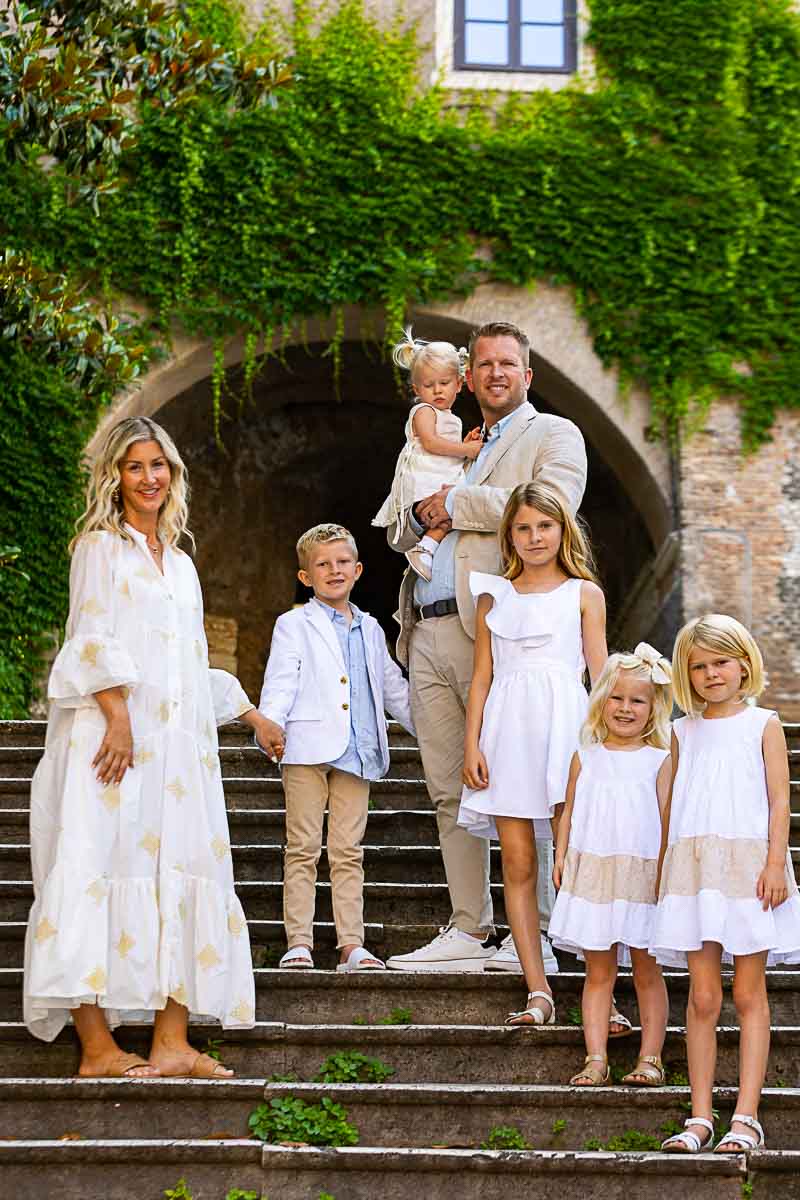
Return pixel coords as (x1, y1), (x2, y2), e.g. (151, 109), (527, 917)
(2, 0), (800, 713)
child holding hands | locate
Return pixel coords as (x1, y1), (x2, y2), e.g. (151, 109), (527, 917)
(654, 614), (800, 1155)
(549, 645), (673, 1087)
(459, 481), (607, 1026)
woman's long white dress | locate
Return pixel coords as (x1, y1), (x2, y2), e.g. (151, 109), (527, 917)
(458, 572), (588, 841)
(650, 705), (800, 968)
(372, 402), (466, 541)
(548, 743), (668, 966)
(24, 526), (256, 1041)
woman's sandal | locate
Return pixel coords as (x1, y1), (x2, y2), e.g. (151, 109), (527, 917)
(505, 990), (555, 1027)
(621, 1055), (665, 1087)
(661, 1116), (715, 1153)
(608, 1002), (634, 1039)
(713, 1114), (765, 1155)
(78, 1052), (159, 1079)
(569, 1054), (610, 1086)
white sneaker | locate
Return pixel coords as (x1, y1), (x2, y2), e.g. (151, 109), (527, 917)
(485, 932), (559, 975)
(386, 926), (497, 973)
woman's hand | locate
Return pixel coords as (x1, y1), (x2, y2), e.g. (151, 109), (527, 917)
(757, 862), (789, 910)
(462, 746), (489, 790)
(92, 708), (134, 785)
(250, 713), (286, 763)
(553, 852), (565, 891)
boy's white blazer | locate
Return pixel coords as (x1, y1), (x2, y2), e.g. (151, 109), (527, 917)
(258, 600), (414, 772)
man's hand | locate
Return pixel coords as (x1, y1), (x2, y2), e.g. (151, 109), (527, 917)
(416, 485), (454, 529)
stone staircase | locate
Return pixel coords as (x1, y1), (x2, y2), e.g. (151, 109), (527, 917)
(2, 719), (800, 1198)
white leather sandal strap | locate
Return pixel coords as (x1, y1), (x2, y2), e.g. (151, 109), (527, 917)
(686, 1117), (715, 1135)
(730, 1114), (764, 1144)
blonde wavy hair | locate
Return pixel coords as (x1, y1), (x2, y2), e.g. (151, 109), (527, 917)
(499, 481), (599, 584)
(672, 613), (765, 717)
(392, 326), (468, 392)
(70, 416), (191, 553)
(583, 646), (673, 749)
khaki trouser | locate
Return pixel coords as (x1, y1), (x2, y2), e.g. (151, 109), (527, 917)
(282, 764), (370, 949)
(409, 613), (555, 939)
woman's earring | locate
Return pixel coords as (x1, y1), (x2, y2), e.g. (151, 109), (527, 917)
(113, 488), (120, 504)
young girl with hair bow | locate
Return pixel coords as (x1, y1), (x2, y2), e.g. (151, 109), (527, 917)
(550, 643), (673, 1088)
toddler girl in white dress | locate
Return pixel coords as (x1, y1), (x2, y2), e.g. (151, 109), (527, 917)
(655, 614), (800, 1156)
(460, 481), (607, 1027)
(372, 329), (480, 581)
(549, 645), (673, 1089)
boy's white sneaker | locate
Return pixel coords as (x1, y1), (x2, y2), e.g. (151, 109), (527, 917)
(484, 932), (559, 975)
(386, 926), (497, 973)
(405, 545), (434, 582)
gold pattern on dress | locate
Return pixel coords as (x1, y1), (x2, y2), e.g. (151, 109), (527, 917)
(561, 848), (658, 906)
(211, 835), (230, 862)
(118, 578), (132, 600)
(134, 747), (155, 766)
(115, 930), (136, 959)
(80, 597), (106, 617)
(202, 722), (213, 742)
(80, 641), (102, 667)
(227, 912), (245, 936)
(178, 899), (187, 921)
(35, 916), (57, 943)
(101, 785), (121, 812)
(86, 879), (108, 903)
(84, 966), (106, 992)
(158, 700), (171, 723)
(166, 777), (187, 801)
(139, 830), (161, 857)
(201, 751), (219, 773)
(171, 982), (188, 1005)
(660, 835), (799, 901)
(197, 944), (222, 971)
(230, 999), (254, 1023)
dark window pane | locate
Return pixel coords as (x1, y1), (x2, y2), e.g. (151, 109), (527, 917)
(465, 22), (510, 64)
(521, 23), (564, 66)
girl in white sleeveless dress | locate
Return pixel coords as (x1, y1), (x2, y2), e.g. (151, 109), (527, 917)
(549, 645), (673, 1089)
(460, 482), (607, 1027)
(655, 614), (800, 1156)
(372, 329), (480, 581)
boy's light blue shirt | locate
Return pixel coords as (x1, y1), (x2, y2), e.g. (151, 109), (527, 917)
(313, 597), (383, 781)
(413, 410), (517, 607)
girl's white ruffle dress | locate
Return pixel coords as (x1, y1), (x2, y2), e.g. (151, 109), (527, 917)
(549, 743), (669, 966)
(650, 705), (800, 968)
(372, 402), (466, 540)
(458, 572), (588, 841)
(24, 527), (257, 1041)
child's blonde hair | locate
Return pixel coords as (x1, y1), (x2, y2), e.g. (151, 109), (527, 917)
(583, 644), (673, 749)
(70, 416), (191, 553)
(296, 523), (358, 571)
(499, 481), (599, 584)
(672, 613), (765, 716)
(392, 326), (468, 391)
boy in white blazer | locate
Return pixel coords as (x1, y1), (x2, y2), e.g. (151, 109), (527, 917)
(256, 523), (414, 972)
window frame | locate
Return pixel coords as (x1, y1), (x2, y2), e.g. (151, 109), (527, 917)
(453, 0), (578, 75)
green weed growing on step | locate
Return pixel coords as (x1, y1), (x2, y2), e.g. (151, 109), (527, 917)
(202, 1037), (224, 1062)
(566, 1006), (582, 1026)
(225, 1191), (260, 1200)
(481, 1126), (532, 1151)
(267, 1071), (300, 1083)
(164, 1182), (193, 1200)
(551, 1119), (567, 1136)
(314, 1050), (394, 1083)
(249, 1096), (359, 1146)
(741, 1182), (753, 1199)
(377, 1006), (413, 1025)
(664, 1066), (689, 1086)
(585, 1130), (662, 1151)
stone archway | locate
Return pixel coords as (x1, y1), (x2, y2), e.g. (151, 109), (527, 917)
(91, 284), (678, 698)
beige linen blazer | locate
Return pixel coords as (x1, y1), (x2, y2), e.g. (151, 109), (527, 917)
(389, 401), (588, 666)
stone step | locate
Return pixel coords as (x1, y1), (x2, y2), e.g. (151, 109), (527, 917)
(4, 967), (800, 1026)
(1, 1019), (798, 1087)
(1, 1078), (798, 1149)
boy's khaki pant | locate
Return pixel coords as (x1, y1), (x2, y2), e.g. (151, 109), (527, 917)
(282, 763), (370, 950)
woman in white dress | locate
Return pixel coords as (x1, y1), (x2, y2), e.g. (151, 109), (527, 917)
(460, 482), (607, 1027)
(24, 417), (274, 1078)
(549, 645), (673, 1088)
(372, 329), (480, 581)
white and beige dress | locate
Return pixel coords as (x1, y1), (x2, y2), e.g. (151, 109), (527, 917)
(650, 706), (800, 968)
(372, 402), (466, 541)
(548, 743), (668, 966)
(24, 526), (256, 1041)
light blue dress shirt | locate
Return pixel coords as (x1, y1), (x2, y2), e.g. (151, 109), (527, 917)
(413, 409), (518, 607)
(314, 598), (383, 781)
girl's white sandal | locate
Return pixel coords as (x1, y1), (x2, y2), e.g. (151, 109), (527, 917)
(661, 1116), (715, 1153)
(713, 1114), (765, 1155)
(505, 990), (555, 1026)
(279, 946), (314, 969)
(336, 946), (386, 973)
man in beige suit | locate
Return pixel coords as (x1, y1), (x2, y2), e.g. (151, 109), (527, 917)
(385, 321), (587, 973)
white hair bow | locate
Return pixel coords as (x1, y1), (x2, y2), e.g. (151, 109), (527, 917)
(633, 642), (671, 685)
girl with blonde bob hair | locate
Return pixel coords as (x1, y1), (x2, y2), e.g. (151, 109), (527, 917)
(653, 613), (800, 1156)
(499, 481), (599, 585)
(25, 417), (275, 1082)
(550, 643), (672, 1090)
(672, 613), (765, 717)
(373, 327), (481, 580)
